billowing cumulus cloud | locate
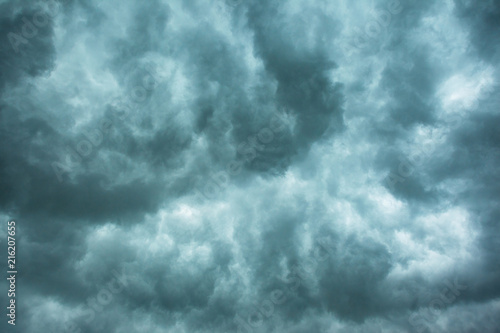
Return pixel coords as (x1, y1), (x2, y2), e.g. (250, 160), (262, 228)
(0, 0), (499, 332)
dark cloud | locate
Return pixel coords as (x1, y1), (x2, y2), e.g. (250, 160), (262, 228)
(453, 0), (500, 61)
(1, 0), (500, 332)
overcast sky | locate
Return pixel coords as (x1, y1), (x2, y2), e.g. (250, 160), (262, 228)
(1, 0), (500, 332)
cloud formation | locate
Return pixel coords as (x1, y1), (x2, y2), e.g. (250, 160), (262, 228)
(0, 0), (499, 332)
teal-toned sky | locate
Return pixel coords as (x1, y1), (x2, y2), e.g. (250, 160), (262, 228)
(1, 0), (499, 332)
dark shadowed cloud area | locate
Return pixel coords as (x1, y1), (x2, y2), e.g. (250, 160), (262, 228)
(0, 0), (499, 332)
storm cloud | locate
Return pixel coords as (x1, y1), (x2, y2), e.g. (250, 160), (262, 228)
(0, 0), (499, 332)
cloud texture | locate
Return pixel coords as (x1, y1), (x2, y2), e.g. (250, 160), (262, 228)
(0, 0), (499, 332)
